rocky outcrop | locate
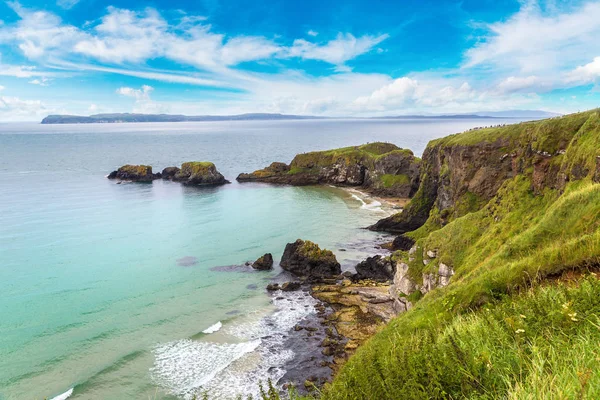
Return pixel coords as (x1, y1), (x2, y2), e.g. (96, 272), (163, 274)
(389, 244), (456, 313)
(107, 165), (161, 182)
(390, 235), (416, 251)
(354, 256), (395, 282)
(252, 253), (274, 270)
(163, 162), (229, 186)
(237, 142), (421, 198)
(370, 111), (599, 233)
(161, 166), (180, 179)
(280, 239), (341, 279)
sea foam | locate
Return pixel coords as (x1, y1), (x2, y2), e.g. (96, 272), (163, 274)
(50, 388), (73, 400)
(202, 321), (222, 334)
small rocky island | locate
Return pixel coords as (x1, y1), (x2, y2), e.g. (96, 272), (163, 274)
(237, 142), (421, 198)
(108, 162), (229, 185)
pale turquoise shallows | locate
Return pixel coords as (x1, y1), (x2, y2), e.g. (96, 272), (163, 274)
(0, 118), (521, 399)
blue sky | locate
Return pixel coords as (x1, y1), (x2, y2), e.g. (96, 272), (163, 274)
(0, 0), (599, 120)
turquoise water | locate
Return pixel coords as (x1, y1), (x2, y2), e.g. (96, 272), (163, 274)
(0, 118), (519, 399)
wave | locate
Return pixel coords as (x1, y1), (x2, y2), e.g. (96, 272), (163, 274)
(151, 291), (317, 399)
(202, 321), (222, 334)
(49, 388), (73, 400)
(350, 192), (383, 212)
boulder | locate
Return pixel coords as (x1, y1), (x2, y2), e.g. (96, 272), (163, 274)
(161, 166), (180, 179)
(107, 164), (160, 182)
(281, 281), (301, 291)
(280, 239), (341, 278)
(172, 162), (229, 186)
(391, 235), (416, 251)
(252, 253), (274, 270)
(354, 255), (395, 282)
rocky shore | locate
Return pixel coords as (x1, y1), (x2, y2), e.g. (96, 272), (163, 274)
(107, 162), (229, 185)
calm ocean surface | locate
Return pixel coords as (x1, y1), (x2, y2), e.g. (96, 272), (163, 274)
(0, 118), (521, 399)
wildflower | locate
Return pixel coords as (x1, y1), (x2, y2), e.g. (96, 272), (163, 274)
(569, 312), (578, 322)
(520, 314), (527, 319)
(515, 329), (525, 334)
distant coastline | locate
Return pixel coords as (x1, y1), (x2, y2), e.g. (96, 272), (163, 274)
(40, 110), (559, 124)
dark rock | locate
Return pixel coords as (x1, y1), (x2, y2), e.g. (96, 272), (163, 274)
(161, 166), (180, 179)
(391, 235), (416, 251)
(266, 283), (280, 291)
(281, 281), (301, 291)
(280, 239), (341, 278)
(107, 164), (160, 182)
(354, 255), (395, 282)
(252, 253), (274, 270)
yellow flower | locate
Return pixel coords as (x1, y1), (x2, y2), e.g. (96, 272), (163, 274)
(515, 329), (525, 334)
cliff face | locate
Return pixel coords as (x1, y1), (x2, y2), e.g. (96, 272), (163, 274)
(370, 111), (600, 233)
(237, 142), (421, 198)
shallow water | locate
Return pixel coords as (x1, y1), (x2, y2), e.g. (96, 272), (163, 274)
(0, 118), (522, 399)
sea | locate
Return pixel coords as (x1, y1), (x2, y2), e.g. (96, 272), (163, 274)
(0, 118), (522, 399)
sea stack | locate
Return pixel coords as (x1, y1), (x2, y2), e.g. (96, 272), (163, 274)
(163, 162), (230, 186)
(107, 165), (161, 182)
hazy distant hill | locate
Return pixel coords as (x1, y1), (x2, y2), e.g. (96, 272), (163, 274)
(41, 113), (326, 124)
(41, 110), (561, 124)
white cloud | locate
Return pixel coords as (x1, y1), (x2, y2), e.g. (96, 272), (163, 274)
(0, 85), (4, 91)
(353, 77), (418, 110)
(496, 76), (543, 94)
(88, 103), (98, 112)
(0, 95), (54, 121)
(56, 0), (79, 10)
(116, 84), (170, 114)
(464, 2), (600, 76)
(287, 33), (389, 67)
(28, 77), (51, 86)
(566, 57), (600, 85)
(307, 30), (318, 37)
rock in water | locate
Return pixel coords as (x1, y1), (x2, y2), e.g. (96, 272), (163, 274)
(355, 255), (395, 282)
(107, 165), (160, 182)
(170, 162), (229, 186)
(252, 253), (274, 270)
(161, 166), (180, 180)
(280, 239), (341, 278)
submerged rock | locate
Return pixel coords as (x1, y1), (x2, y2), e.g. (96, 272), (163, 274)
(280, 239), (341, 279)
(164, 162), (229, 186)
(252, 253), (274, 270)
(107, 164), (160, 182)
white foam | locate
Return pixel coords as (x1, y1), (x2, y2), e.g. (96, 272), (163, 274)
(152, 291), (318, 399)
(202, 321), (222, 334)
(50, 388), (73, 400)
(151, 339), (261, 399)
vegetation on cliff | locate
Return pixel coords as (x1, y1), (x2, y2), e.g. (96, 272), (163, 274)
(237, 142), (421, 197)
(318, 109), (600, 399)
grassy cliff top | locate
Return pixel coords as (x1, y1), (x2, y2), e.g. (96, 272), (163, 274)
(118, 164), (152, 175)
(316, 110), (600, 400)
(180, 161), (216, 173)
(291, 142), (416, 169)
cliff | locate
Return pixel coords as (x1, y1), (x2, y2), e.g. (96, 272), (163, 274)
(318, 109), (600, 399)
(237, 142), (421, 198)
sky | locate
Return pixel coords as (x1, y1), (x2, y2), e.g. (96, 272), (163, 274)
(0, 0), (599, 121)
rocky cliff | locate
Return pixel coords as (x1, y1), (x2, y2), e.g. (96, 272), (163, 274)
(237, 142), (421, 198)
(370, 110), (600, 233)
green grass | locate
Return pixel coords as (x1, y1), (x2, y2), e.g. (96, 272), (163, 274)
(324, 275), (600, 400)
(317, 110), (600, 399)
(379, 174), (410, 188)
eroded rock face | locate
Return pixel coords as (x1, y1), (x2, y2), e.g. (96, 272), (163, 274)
(252, 253), (274, 270)
(107, 165), (160, 182)
(354, 256), (395, 282)
(237, 143), (421, 197)
(280, 239), (341, 279)
(391, 235), (416, 251)
(370, 113), (597, 234)
(166, 162), (229, 186)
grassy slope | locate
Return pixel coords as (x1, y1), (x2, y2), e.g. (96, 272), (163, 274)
(318, 110), (600, 399)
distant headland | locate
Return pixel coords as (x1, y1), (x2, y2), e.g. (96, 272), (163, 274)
(40, 110), (560, 124)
